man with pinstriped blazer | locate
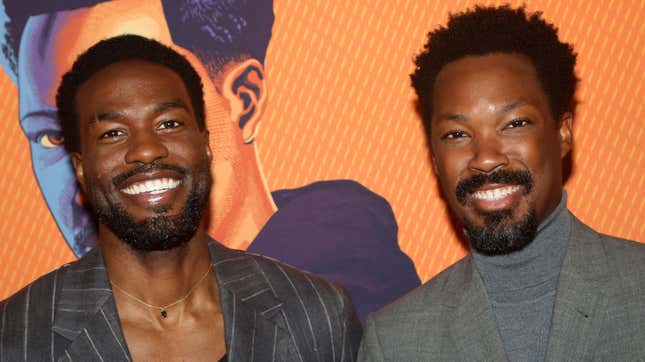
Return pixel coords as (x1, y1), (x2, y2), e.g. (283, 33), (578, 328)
(0, 35), (362, 361)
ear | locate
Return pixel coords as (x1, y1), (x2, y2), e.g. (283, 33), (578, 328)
(202, 130), (213, 162)
(430, 152), (439, 176)
(71, 152), (87, 194)
(221, 58), (267, 144)
(558, 112), (573, 158)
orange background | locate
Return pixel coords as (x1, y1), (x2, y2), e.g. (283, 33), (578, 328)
(1, 0), (643, 300)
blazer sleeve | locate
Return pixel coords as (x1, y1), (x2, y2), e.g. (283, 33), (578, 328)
(357, 315), (386, 362)
(337, 284), (363, 362)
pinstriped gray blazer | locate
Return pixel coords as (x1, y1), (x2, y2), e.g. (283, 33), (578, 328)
(0, 240), (362, 361)
(358, 213), (645, 361)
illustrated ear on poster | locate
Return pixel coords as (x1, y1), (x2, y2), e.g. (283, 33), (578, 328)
(221, 59), (267, 144)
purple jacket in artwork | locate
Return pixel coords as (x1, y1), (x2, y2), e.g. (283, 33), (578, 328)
(248, 179), (421, 323)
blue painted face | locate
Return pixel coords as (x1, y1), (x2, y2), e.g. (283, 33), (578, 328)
(17, 14), (97, 256)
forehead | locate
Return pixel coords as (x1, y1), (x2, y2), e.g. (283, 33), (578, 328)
(18, 0), (172, 115)
(432, 53), (549, 116)
(75, 60), (191, 117)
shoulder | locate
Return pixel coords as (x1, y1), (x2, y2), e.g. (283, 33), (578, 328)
(1, 263), (68, 309)
(360, 257), (468, 359)
(598, 233), (645, 290)
(599, 232), (645, 264)
(212, 241), (358, 318)
(0, 263), (69, 359)
(369, 256), (468, 327)
(571, 215), (645, 279)
(219, 246), (362, 360)
(249, 250), (358, 316)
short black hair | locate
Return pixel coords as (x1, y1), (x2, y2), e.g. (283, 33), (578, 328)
(56, 34), (205, 153)
(411, 5), (577, 133)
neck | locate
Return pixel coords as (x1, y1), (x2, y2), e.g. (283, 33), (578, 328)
(208, 145), (276, 250)
(472, 192), (570, 302)
(100, 224), (216, 322)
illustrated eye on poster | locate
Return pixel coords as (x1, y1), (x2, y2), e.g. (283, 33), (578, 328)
(0, 2), (642, 357)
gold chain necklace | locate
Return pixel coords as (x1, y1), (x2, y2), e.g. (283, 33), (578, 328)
(110, 266), (212, 318)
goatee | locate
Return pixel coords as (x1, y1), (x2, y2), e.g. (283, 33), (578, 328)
(464, 208), (538, 255)
(455, 170), (538, 255)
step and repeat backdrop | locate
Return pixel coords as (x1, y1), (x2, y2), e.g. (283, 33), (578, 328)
(1, 0), (643, 300)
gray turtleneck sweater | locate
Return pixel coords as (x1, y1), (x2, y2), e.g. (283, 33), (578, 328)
(472, 192), (571, 362)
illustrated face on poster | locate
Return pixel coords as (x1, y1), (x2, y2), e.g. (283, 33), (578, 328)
(2, 0), (274, 256)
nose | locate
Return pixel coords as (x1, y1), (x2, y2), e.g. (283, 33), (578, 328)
(468, 133), (509, 174)
(124, 130), (169, 164)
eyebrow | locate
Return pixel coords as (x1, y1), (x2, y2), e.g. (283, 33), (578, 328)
(20, 110), (58, 121)
(87, 100), (191, 124)
(436, 100), (529, 122)
(152, 100), (190, 114)
(88, 111), (123, 124)
(501, 100), (527, 113)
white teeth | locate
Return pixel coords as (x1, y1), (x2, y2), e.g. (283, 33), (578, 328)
(121, 178), (180, 195)
(472, 185), (521, 201)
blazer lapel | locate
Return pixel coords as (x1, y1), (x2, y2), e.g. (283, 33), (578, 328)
(545, 214), (610, 361)
(446, 256), (508, 362)
(52, 249), (131, 361)
(210, 242), (297, 362)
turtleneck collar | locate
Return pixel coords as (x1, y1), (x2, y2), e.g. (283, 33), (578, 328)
(472, 191), (572, 303)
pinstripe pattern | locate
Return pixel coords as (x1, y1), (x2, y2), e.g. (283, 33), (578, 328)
(306, 274), (336, 362)
(50, 268), (58, 362)
(23, 285), (30, 361)
(98, 308), (129, 360)
(279, 308), (304, 362)
(276, 264), (319, 362)
(82, 329), (103, 361)
(0, 240), (362, 361)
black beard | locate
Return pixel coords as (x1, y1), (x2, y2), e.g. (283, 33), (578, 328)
(464, 208), (538, 255)
(455, 170), (537, 255)
(89, 162), (211, 252)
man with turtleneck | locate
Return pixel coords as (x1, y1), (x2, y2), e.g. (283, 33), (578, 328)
(358, 5), (645, 361)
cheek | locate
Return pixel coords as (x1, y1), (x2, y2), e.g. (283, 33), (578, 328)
(86, 150), (123, 183)
(433, 149), (466, 186)
(515, 137), (556, 178)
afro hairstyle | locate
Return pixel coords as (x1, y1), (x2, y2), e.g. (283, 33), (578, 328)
(411, 5), (578, 134)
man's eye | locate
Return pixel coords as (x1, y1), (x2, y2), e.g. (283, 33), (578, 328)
(442, 131), (468, 140)
(99, 129), (124, 139)
(158, 120), (182, 130)
(37, 132), (64, 148)
(506, 119), (530, 128)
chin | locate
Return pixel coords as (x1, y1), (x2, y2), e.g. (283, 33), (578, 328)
(464, 207), (539, 256)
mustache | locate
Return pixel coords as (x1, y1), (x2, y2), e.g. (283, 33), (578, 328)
(455, 170), (533, 205)
(112, 163), (188, 188)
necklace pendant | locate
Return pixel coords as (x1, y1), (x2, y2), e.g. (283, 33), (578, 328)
(161, 309), (167, 318)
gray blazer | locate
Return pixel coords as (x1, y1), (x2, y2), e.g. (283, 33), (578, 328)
(358, 213), (645, 361)
(1, 241), (362, 361)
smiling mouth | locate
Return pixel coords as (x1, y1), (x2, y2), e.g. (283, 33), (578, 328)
(471, 185), (522, 202)
(121, 178), (181, 195)
(467, 184), (525, 213)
